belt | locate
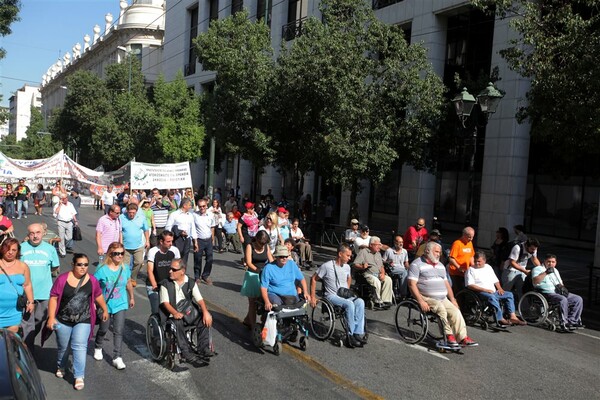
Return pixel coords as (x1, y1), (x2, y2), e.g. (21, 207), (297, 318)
(57, 219), (72, 223)
(198, 237), (212, 241)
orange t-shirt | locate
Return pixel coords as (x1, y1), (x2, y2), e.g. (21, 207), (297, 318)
(448, 239), (474, 276)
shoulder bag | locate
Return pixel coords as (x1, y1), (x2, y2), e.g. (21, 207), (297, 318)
(333, 261), (355, 299)
(176, 280), (200, 326)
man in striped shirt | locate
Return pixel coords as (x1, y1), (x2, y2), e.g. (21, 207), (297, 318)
(408, 241), (478, 348)
(96, 205), (122, 257)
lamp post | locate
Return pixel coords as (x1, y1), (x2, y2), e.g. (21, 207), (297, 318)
(117, 46), (141, 93)
(451, 82), (504, 225)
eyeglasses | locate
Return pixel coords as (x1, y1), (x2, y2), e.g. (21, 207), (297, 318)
(276, 256), (288, 259)
(75, 263), (89, 267)
(417, 224), (424, 227)
(198, 205), (207, 208)
(111, 251), (125, 257)
(170, 267), (182, 272)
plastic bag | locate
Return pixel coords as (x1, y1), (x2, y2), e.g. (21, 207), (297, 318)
(262, 312), (277, 347)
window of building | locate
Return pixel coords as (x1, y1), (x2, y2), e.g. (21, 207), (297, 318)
(232, 0), (243, 15)
(209, 0), (219, 22)
(282, 0), (308, 41)
(185, 5), (199, 76)
(257, 0), (272, 27)
(372, 0), (404, 11)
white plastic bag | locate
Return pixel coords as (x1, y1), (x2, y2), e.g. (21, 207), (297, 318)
(262, 312), (277, 347)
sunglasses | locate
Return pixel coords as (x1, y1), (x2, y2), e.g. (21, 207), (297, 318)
(111, 251), (125, 257)
(170, 267), (182, 272)
(277, 256), (288, 259)
(75, 263), (89, 267)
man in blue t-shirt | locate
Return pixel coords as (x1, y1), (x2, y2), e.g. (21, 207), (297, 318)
(261, 245), (310, 311)
(119, 203), (150, 287)
(20, 223), (60, 350)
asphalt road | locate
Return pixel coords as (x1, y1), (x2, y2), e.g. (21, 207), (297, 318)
(13, 206), (600, 400)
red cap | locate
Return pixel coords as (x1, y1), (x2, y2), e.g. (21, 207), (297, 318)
(245, 202), (254, 209)
(277, 207), (288, 214)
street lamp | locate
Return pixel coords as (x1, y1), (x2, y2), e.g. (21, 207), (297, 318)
(117, 46), (141, 93)
(451, 82), (504, 224)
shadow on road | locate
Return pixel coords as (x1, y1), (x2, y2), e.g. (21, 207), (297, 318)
(211, 310), (263, 354)
(212, 281), (242, 293)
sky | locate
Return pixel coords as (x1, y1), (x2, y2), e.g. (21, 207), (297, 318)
(0, 0), (121, 107)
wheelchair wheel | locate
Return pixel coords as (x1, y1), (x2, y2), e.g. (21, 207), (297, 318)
(164, 330), (177, 370)
(146, 314), (166, 361)
(425, 313), (445, 341)
(455, 290), (483, 326)
(518, 291), (548, 326)
(310, 299), (335, 341)
(252, 325), (263, 348)
(394, 300), (428, 344)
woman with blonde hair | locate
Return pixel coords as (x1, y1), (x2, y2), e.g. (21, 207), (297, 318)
(258, 211), (283, 252)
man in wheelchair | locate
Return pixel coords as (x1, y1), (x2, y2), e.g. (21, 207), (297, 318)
(353, 236), (394, 310)
(261, 245), (311, 311)
(531, 254), (584, 331)
(159, 259), (214, 366)
(465, 251), (526, 326)
(310, 243), (367, 348)
(408, 242), (478, 347)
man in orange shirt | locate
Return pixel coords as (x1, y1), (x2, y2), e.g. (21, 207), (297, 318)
(448, 227), (475, 292)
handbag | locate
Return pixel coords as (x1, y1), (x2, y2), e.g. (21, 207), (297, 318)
(0, 263), (28, 311)
(176, 281), (200, 326)
(72, 225), (82, 241)
(333, 260), (355, 299)
(555, 284), (569, 297)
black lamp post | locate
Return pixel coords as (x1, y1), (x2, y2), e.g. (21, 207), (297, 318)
(451, 82), (504, 224)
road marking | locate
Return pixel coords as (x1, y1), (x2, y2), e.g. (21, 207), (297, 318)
(204, 299), (385, 400)
(574, 331), (600, 341)
(129, 358), (201, 400)
(378, 336), (450, 360)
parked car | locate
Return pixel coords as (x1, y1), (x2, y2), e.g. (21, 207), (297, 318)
(0, 329), (46, 399)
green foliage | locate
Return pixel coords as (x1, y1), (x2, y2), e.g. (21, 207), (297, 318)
(472, 0), (600, 174)
(20, 107), (61, 158)
(271, 0), (445, 194)
(152, 72), (204, 162)
(0, 0), (20, 60)
(194, 10), (275, 168)
(0, 134), (22, 158)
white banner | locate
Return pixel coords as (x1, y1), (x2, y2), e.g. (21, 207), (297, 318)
(129, 161), (192, 190)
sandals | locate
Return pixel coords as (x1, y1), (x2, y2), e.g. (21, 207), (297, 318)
(74, 378), (85, 390)
(55, 369), (64, 378)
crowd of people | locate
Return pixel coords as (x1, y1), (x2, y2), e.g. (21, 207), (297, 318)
(0, 182), (588, 392)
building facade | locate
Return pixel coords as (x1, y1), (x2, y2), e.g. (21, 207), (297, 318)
(40, 0), (166, 118)
(8, 84), (41, 142)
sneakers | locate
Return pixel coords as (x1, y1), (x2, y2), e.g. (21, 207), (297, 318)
(112, 357), (126, 370)
(445, 334), (459, 347)
(93, 348), (103, 361)
(460, 336), (479, 347)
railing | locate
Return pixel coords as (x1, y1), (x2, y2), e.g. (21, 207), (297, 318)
(281, 17), (308, 41)
(372, 0), (404, 11)
(300, 220), (396, 248)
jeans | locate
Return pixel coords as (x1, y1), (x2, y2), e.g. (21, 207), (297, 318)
(55, 321), (91, 379)
(146, 285), (160, 315)
(194, 238), (213, 280)
(478, 291), (515, 322)
(267, 293), (299, 306)
(501, 268), (526, 299)
(390, 269), (408, 298)
(94, 310), (126, 359)
(327, 295), (365, 335)
(546, 292), (584, 325)
(21, 300), (49, 349)
(17, 199), (28, 218)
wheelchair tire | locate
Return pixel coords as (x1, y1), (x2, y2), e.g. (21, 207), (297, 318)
(425, 313), (445, 341)
(310, 299), (335, 341)
(455, 290), (483, 327)
(252, 325), (263, 348)
(394, 300), (428, 344)
(146, 314), (166, 361)
(518, 291), (548, 326)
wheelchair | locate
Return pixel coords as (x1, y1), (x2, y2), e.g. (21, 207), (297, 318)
(455, 289), (509, 332)
(518, 290), (582, 332)
(309, 296), (368, 347)
(251, 298), (309, 355)
(352, 270), (377, 309)
(146, 313), (202, 370)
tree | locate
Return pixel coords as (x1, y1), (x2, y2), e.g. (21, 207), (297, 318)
(20, 107), (61, 159)
(152, 72), (205, 163)
(194, 10), (275, 171)
(271, 0), (446, 204)
(473, 0), (600, 175)
(0, 134), (22, 158)
(0, 0), (21, 122)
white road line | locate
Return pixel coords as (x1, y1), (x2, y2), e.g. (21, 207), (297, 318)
(377, 336), (450, 360)
(129, 358), (201, 400)
(574, 331), (600, 341)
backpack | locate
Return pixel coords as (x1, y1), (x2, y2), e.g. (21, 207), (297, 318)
(507, 240), (526, 263)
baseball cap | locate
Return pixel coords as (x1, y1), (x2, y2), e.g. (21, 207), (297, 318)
(277, 207), (288, 214)
(350, 219), (359, 224)
(244, 202), (254, 209)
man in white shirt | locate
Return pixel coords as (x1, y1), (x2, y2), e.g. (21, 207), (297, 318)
(53, 193), (78, 258)
(194, 199), (215, 285)
(165, 198), (197, 267)
(383, 234), (409, 299)
(101, 185), (117, 215)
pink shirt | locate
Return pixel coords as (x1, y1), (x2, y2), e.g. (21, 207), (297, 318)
(96, 214), (121, 253)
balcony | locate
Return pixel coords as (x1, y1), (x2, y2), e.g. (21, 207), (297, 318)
(282, 17), (307, 42)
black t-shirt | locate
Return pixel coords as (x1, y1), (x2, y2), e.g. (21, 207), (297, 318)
(57, 279), (92, 326)
(15, 185), (30, 201)
(146, 248), (178, 286)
